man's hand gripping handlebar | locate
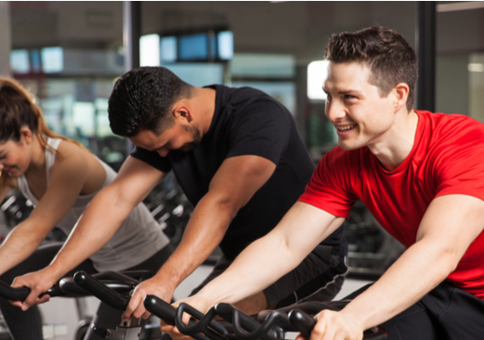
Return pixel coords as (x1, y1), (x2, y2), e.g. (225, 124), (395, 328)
(143, 295), (388, 340)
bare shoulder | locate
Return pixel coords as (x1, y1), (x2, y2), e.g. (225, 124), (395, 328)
(52, 139), (90, 172)
(55, 139), (85, 157)
(53, 139), (108, 194)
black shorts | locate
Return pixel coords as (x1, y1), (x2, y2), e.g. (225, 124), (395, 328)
(370, 280), (484, 340)
(191, 244), (348, 308)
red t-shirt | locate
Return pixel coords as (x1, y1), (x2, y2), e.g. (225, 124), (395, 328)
(299, 111), (484, 299)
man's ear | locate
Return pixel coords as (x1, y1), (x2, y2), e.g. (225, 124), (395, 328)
(173, 105), (194, 123)
(393, 83), (410, 112)
(19, 126), (33, 145)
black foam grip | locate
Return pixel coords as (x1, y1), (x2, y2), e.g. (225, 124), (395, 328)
(288, 309), (316, 338)
(143, 294), (176, 325)
(175, 303), (228, 340)
(215, 303), (262, 331)
(0, 280), (30, 301)
(144, 295), (212, 340)
(73, 271), (128, 311)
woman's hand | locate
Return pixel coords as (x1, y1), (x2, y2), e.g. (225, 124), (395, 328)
(10, 269), (56, 310)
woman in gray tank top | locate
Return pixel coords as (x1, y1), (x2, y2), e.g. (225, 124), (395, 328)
(0, 78), (173, 340)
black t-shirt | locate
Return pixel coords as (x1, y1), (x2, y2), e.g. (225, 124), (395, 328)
(132, 85), (346, 260)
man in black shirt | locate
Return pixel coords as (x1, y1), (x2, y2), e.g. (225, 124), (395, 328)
(29, 67), (348, 320)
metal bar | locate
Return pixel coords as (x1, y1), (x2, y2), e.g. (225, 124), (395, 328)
(123, 1), (141, 72)
(416, 1), (436, 111)
(122, 1), (141, 154)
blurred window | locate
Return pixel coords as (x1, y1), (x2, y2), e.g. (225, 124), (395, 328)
(436, 4), (484, 118)
(41, 47), (63, 73)
(7, 2), (126, 172)
(140, 34), (160, 67)
(10, 49), (29, 73)
(160, 36), (177, 63)
(179, 33), (209, 61)
(164, 63), (224, 87)
(307, 60), (329, 101)
(469, 53), (484, 122)
(218, 31), (234, 60)
(230, 53), (294, 78)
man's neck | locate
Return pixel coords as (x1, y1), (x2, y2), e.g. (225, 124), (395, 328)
(368, 110), (419, 171)
(191, 87), (217, 136)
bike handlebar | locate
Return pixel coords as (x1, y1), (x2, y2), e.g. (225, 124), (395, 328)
(0, 269), (153, 303)
(73, 271), (130, 311)
(1, 270), (388, 340)
(143, 294), (224, 340)
(212, 303), (284, 340)
(0, 269), (387, 340)
(0, 279), (64, 301)
(145, 297), (388, 340)
(0, 279), (31, 301)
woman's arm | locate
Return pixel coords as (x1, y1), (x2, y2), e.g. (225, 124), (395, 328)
(10, 155), (166, 311)
(0, 142), (90, 275)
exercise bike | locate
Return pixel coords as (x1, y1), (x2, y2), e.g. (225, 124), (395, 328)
(0, 270), (156, 340)
(0, 270), (387, 340)
(72, 271), (387, 340)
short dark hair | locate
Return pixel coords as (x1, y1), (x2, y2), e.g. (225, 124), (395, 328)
(108, 67), (192, 137)
(325, 26), (418, 111)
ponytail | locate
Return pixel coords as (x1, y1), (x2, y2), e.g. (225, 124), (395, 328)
(0, 78), (82, 188)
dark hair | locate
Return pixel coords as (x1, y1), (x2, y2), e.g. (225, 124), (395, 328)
(0, 78), (79, 187)
(0, 78), (72, 145)
(325, 26), (418, 111)
(108, 67), (192, 137)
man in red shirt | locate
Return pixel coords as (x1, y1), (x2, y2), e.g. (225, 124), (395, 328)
(162, 26), (484, 340)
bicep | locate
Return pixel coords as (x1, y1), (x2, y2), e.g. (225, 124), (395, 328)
(274, 201), (345, 256)
(417, 194), (484, 260)
(108, 156), (167, 207)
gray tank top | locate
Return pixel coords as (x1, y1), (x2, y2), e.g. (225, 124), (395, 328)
(17, 137), (169, 271)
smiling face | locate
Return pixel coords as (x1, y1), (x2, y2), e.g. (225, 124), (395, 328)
(323, 61), (398, 151)
(0, 129), (33, 178)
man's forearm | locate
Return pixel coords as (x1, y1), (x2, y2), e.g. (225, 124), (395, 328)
(152, 193), (234, 292)
(341, 238), (459, 330)
(196, 202), (342, 306)
(197, 228), (299, 305)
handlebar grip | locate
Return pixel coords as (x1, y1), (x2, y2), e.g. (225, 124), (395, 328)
(0, 280), (30, 301)
(143, 294), (176, 325)
(176, 303), (228, 340)
(143, 296), (212, 340)
(288, 309), (387, 340)
(73, 271), (128, 311)
(214, 303), (262, 331)
(215, 303), (280, 340)
(0, 279), (61, 301)
(287, 309), (315, 338)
